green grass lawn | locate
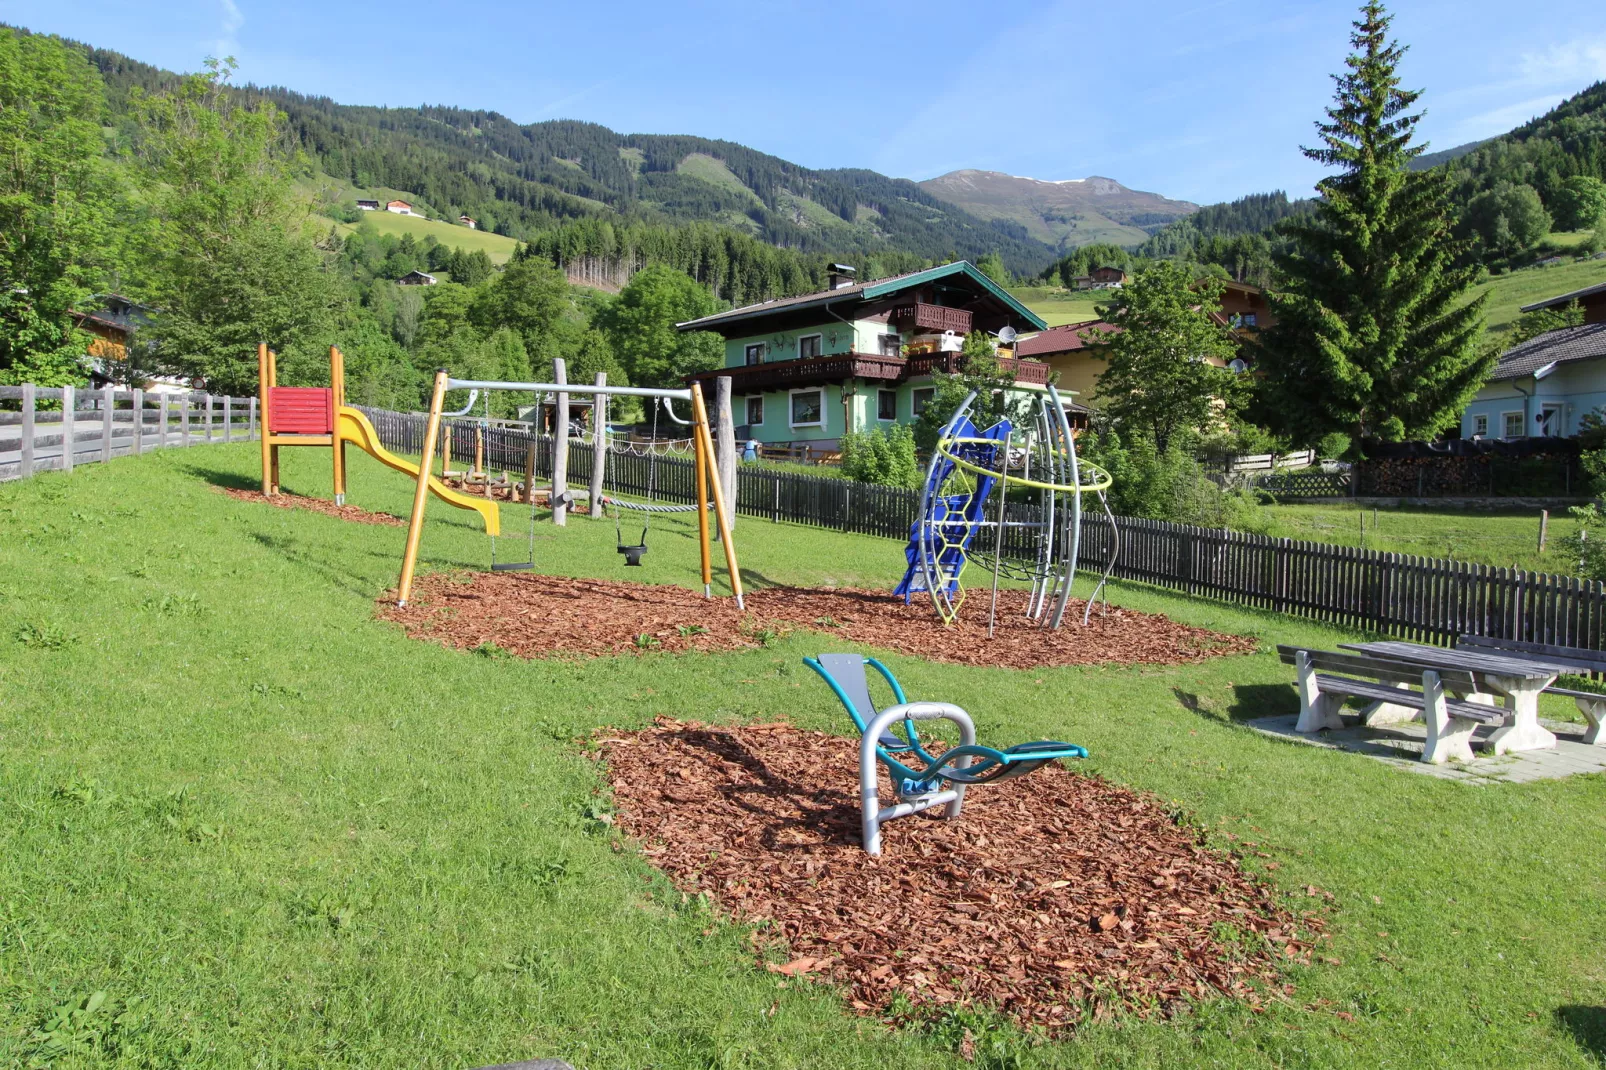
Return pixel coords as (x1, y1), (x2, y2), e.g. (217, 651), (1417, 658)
(339, 209), (523, 264)
(1261, 502), (1591, 572)
(2, 446), (1604, 1068)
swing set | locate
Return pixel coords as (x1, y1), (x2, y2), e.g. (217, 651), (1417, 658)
(395, 369), (744, 610)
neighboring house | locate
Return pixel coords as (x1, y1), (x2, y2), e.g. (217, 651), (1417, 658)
(356, 199), (380, 211)
(1210, 279), (1277, 334)
(676, 261), (1049, 449)
(396, 270), (438, 286)
(1461, 280), (1606, 439)
(1014, 319), (1118, 405)
(459, 214), (478, 229)
(386, 200), (415, 215)
(1088, 266), (1126, 289)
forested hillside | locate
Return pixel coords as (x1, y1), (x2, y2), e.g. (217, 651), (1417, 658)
(70, 37), (1057, 277)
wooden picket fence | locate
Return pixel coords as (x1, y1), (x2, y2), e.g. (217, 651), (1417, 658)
(357, 406), (1606, 650)
(1, 383), (257, 482)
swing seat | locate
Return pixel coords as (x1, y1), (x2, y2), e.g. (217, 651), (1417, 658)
(803, 653), (1087, 855)
(490, 562), (535, 572)
(618, 544), (648, 566)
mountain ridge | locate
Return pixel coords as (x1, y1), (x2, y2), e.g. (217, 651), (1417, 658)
(918, 169), (1199, 251)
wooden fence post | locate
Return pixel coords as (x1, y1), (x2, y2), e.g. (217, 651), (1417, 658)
(101, 385), (114, 462)
(204, 394), (214, 443)
(223, 395), (232, 443)
(61, 385), (74, 473)
(551, 358), (569, 526)
(132, 389), (144, 455)
(158, 395), (168, 448)
(20, 383), (35, 478)
(180, 393), (191, 447)
(248, 397), (257, 440)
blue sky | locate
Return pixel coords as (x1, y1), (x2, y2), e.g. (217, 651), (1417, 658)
(5, 0), (1605, 205)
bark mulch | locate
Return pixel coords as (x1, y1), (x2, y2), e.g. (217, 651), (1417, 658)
(379, 571), (1257, 670)
(218, 487), (405, 526)
(601, 718), (1323, 1032)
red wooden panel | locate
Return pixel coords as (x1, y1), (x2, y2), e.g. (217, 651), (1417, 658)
(268, 386), (334, 434)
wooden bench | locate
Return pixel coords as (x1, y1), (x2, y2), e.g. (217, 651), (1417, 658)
(1457, 635), (1606, 745)
(1276, 645), (1506, 764)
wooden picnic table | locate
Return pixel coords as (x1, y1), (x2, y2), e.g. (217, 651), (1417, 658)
(1339, 640), (1561, 755)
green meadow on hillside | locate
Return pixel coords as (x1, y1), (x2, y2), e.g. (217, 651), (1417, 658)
(1477, 252), (1606, 338)
(1, 445), (1603, 1067)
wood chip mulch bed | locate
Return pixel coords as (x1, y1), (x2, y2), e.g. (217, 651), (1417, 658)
(379, 571), (1256, 670)
(601, 718), (1323, 1032)
(218, 487), (405, 526)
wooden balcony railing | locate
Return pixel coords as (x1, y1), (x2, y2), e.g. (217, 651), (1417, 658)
(687, 352), (906, 392)
(689, 350), (1051, 392)
(890, 303), (973, 334)
(903, 352), (1052, 385)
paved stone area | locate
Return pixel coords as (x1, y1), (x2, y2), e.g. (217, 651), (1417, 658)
(1248, 714), (1606, 783)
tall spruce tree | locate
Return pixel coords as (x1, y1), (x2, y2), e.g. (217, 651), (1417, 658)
(1254, 2), (1488, 446)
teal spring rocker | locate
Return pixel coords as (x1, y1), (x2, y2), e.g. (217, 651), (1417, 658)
(804, 654), (1088, 856)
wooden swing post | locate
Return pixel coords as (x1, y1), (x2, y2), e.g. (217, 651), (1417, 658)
(691, 382), (743, 609)
(398, 370), (449, 607)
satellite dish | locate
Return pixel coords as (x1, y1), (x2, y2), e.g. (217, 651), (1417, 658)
(998, 326), (1018, 345)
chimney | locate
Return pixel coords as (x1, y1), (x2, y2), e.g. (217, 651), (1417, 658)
(827, 263), (856, 291)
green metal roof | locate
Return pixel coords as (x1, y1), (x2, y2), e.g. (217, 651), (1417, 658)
(675, 260), (1047, 334)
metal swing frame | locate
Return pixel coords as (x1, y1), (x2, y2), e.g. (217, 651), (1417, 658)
(396, 371), (743, 609)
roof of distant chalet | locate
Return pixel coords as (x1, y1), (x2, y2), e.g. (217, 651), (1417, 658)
(1490, 321), (1606, 381)
(1014, 319), (1120, 358)
(674, 260), (1047, 334)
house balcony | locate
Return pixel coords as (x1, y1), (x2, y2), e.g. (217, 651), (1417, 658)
(687, 349), (1052, 393)
(890, 302), (973, 334)
(903, 351), (1052, 386)
(687, 352), (907, 394)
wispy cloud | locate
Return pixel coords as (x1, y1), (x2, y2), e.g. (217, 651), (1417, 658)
(215, 0), (243, 60)
(1518, 36), (1606, 86)
(528, 80), (613, 121)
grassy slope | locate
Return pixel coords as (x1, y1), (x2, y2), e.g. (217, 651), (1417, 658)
(1474, 253), (1606, 338)
(1261, 502), (1589, 571)
(1012, 286), (1107, 328)
(339, 210), (523, 264)
(1, 447), (1604, 1067)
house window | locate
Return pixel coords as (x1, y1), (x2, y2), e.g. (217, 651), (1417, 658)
(790, 389), (824, 428)
(912, 388), (935, 416)
(744, 343), (765, 366)
(1240, 313), (1257, 328)
(1540, 403), (1563, 437)
(879, 333), (902, 357)
(746, 396), (764, 426)
(1503, 411), (1524, 439)
(798, 334), (823, 360)
(1472, 413), (1488, 437)
(877, 390), (897, 421)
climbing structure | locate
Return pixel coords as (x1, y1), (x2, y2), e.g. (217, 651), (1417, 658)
(896, 385), (1115, 631)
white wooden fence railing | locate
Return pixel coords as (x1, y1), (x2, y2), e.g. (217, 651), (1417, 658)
(0, 384), (258, 482)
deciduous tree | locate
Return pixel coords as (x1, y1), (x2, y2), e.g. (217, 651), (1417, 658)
(0, 29), (117, 386)
(1093, 263), (1240, 453)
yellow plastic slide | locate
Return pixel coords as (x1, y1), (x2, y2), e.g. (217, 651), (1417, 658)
(335, 407), (501, 536)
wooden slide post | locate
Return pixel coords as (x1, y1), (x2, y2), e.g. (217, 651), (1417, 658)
(588, 372), (608, 517)
(397, 370), (449, 608)
(551, 358), (569, 525)
(258, 342), (274, 494)
(330, 345), (348, 504)
(691, 382), (743, 609)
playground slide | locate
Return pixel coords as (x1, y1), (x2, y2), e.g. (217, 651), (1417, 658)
(334, 407), (501, 536)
